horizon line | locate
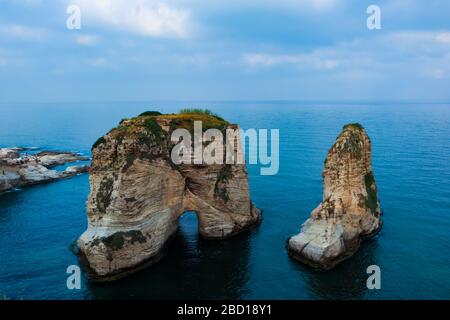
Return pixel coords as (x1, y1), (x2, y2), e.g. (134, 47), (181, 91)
(1, 99), (450, 105)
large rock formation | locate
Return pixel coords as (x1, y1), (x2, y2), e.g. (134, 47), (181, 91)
(0, 148), (89, 193)
(287, 124), (382, 270)
(77, 111), (261, 281)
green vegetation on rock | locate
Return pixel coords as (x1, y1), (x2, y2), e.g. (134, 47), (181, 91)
(179, 108), (226, 122)
(122, 154), (136, 173)
(364, 172), (379, 217)
(139, 111), (162, 117)
(214, 164), (233, 203)
(91, 110), (231, 171)
(343, 123), (364, 131)
(161, 110), (229, 133)
(143, 117), (166, 145)
(92, 230), (147, 251)
(338, 129), (363, 160)
(96, 176), (114, 213)
(114, 112), (167, 148)
(92, 136), (106, 150)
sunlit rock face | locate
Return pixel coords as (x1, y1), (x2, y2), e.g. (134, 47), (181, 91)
(77, 111), (261, 281)
(287, 124), (382, 270)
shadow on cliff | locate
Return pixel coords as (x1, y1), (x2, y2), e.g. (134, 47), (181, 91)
(293, 239), (381, 300)
(85, 212), (253, 299)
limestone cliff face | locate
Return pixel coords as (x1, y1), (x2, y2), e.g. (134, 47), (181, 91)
(288, 124), (382, 270)
(77, 111), (261, 281)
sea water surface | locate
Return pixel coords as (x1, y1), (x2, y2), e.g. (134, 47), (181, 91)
(0, 102), (449, 300)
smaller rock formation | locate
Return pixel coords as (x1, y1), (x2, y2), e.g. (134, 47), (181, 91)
(287, 124), (382, 270)
(0, 148), (89, 193)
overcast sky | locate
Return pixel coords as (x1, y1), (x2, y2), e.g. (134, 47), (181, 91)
(1, 0), (450, 102)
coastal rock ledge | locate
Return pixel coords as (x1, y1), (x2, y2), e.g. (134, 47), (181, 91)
(0, 148), (89, 193)
(77, 111), (261, 281)
(287, 124), (382, 270)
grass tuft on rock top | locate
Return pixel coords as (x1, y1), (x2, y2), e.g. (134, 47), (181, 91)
(343, 123), (364, 131)
(179, 108), (226, 122)
(138, 111), (162, 117)
(129, 109), (229, 131)
(92, 110), (231, 159)
(162, 110), (230, 132)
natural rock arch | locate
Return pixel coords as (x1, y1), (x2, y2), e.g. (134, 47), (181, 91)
(78, 111), (261, 281)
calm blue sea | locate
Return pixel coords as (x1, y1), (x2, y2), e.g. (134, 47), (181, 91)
(0, 102), (449, 300)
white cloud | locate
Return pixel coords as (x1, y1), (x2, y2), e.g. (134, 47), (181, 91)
(436, 32), (450, 44)
(421, 68), (445, 79)
(384, 31), (450, 46)
(173, 0), (338, 11)
(73, 0), (190, 38)
(0, 48), (26, 67)
(5, 0), (42, 6)
(303, 0), (337, 9)
(0, 24), (49, 41)
(0, 50), (8, 67)
(243, 30), (450, 82)
(75, 34), (100, 46)
(243, 53), (339, 70)
(87, 57), (108, 67)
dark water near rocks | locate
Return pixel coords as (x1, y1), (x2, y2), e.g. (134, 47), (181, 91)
(1, 102), (449, 300)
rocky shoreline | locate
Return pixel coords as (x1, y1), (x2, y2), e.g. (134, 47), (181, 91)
(0, 147), (90, 193)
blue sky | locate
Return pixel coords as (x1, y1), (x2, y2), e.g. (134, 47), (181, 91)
(0, 0), (450, 102)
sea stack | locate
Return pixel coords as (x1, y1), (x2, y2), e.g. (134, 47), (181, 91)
(77, 111), (261, 281)
(287, 123), (382, 270)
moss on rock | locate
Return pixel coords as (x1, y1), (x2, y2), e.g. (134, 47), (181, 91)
(343, 123), (364, 131)
(338, 128), (363, 160)
(364, 172), (379, 216)
(214, 164), (233, 203)
(92, 136), (106, 150)
(96, 176), (114, 213)
(91, 230), (147, 251)
(142, 117), (166, 146)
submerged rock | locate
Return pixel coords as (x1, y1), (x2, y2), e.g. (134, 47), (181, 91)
(0, 148), (89, 193)
(287, 123), (382, 270)
(63, 165), (89, 176)
(77, 111), (261, 281)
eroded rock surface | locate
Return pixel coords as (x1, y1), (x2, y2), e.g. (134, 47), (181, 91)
(287, 124), (382, 270)
(0, 148), (89, 193)
(77, 111), (261, 281)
